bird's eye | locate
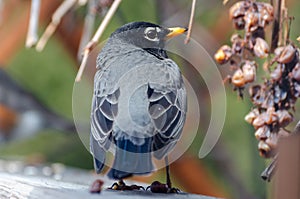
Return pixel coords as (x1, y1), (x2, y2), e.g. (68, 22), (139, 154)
(144, 28), (159, 41)
(147, 30), (157, 39)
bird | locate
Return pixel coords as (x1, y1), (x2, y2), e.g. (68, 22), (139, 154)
(90, 21), (187, 192)
(0, 68), (76, 143)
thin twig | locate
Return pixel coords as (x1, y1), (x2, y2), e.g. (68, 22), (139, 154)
(36, 0), (77, 52)
(0, 0), (4, 26)
(26, 0), (41, 48)
(223, 0), (230, 5)
(75, 0), (122, 82)
(185, 0), (196, 44)
(77, 0), (88, 6)
(271, 0), (282, 52)
(261, 156), (277, 181)
(77, 0), (96, 61)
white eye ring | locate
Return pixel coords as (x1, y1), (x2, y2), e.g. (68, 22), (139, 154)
(144, 27), (159, 41)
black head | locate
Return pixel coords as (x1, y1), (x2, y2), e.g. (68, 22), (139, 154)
(110, 22), (187, 58)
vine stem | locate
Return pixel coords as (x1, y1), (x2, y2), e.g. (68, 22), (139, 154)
(184, 0), (196, 44)
(75, 0), (123, 82)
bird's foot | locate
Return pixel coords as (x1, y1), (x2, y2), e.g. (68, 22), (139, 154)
(108, 180), (145, 191)
(146, 181), (180, 193)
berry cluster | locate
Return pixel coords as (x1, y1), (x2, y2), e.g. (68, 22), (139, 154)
(215, 0), (300, 158)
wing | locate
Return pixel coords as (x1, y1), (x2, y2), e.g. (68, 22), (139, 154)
(148, 78), (187, 160)
(90, 70), (120, 172)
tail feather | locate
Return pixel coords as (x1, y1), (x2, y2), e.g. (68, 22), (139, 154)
(107, 137), (154, 179)
(90, 136), (106, 174)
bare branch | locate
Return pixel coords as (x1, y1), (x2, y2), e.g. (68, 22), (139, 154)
(75, 0), (123, 82)
(271, 0), (282, 51)
(185, 0), (196, 44)
(36, 0), (77, 52)
(223, 0), (229, 5)
(26, 0), (41, 48)
(0, 0), (4, 26)
(77, 0), (97, 61)
(77, 0), (88, 6)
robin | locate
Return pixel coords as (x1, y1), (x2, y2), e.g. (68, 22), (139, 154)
(90, 21), (187, 192)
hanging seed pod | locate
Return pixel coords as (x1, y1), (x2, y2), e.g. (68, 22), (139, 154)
(264, 107), (277, 125)
(293, 82), (300, 98)
(271, 64), (284, 82)
(277, 110), (293, 127)
(257, 2), (274, 27)
(249, 85), (265, 106)
(261, 93), (274, 109)
(258, 140), (272, 158)
(232, 68), (245, 87)
(275, 45), (296, 64)
(242, 61), (256, 83)
(255, 125), (270, 140)
(229, 1), (251, 30)
(253, 37), (269, 58)
(244, 11), (260, 32)
(245, 108), (260, 124)
(291, 62), (300, 81)
(252, 113), (266, 129)
(264, 133), (279, 157)
(231, 34), (244, 54)
(214, 45), (232, 64)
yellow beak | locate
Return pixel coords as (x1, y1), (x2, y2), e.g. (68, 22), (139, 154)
(166, 27), (188, 39)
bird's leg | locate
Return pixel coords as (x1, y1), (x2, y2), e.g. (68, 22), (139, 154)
(108, 179), (145, 191)
(147, 156), (180, 193)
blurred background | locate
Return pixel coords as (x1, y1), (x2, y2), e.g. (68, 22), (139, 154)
(0, 0), (300, 199)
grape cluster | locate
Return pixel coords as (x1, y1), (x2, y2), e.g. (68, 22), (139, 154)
(215, 0), (300, 158)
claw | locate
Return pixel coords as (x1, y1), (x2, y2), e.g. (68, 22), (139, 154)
(148, 181), (180, 194)
(108, 180), (145, 191)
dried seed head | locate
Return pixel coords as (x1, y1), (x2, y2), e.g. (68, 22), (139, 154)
(249, 85), (265, 106)
(275, 45), (296, 64)
(229, 1), (250, 30)
(229, 1), (249, 19)
(214, 45), (232, 64)
(244, 11), (260, 32)
(252, 114), (266, 129)
(277, 110), (293, 127)
(257, 2), (274, 27)
(242, 61), (256, 83)
(264, 107), (277, 125)
(254, 125), (269, 140)
(245, 108), (260, 124)
(258, 141), (272, 158)
(231, 34), (244, 53)
(232, 68), (245, 87)
(291, 62), (300, 81)
(254, 37), (269, 58)
(264, 133), (278, 153)
(271, 64), (284, 82)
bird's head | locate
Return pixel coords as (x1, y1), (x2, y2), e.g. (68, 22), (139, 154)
(110, 22), (187, 57)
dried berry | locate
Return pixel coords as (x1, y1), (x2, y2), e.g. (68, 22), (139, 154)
(291, 63), (300, 81)
(253, 37), (269, 58)
(275, 45), (296, 64)
(232, 68), (245, 87)
(245, 108), (259, 124)
(255, 125), (270, 140)
(258, 141), (272, 158)
(242, 61), (256, 83)
(271, 64), (284, 82)
(277, 110), (293, 127)
(214, 45), (232, 64)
